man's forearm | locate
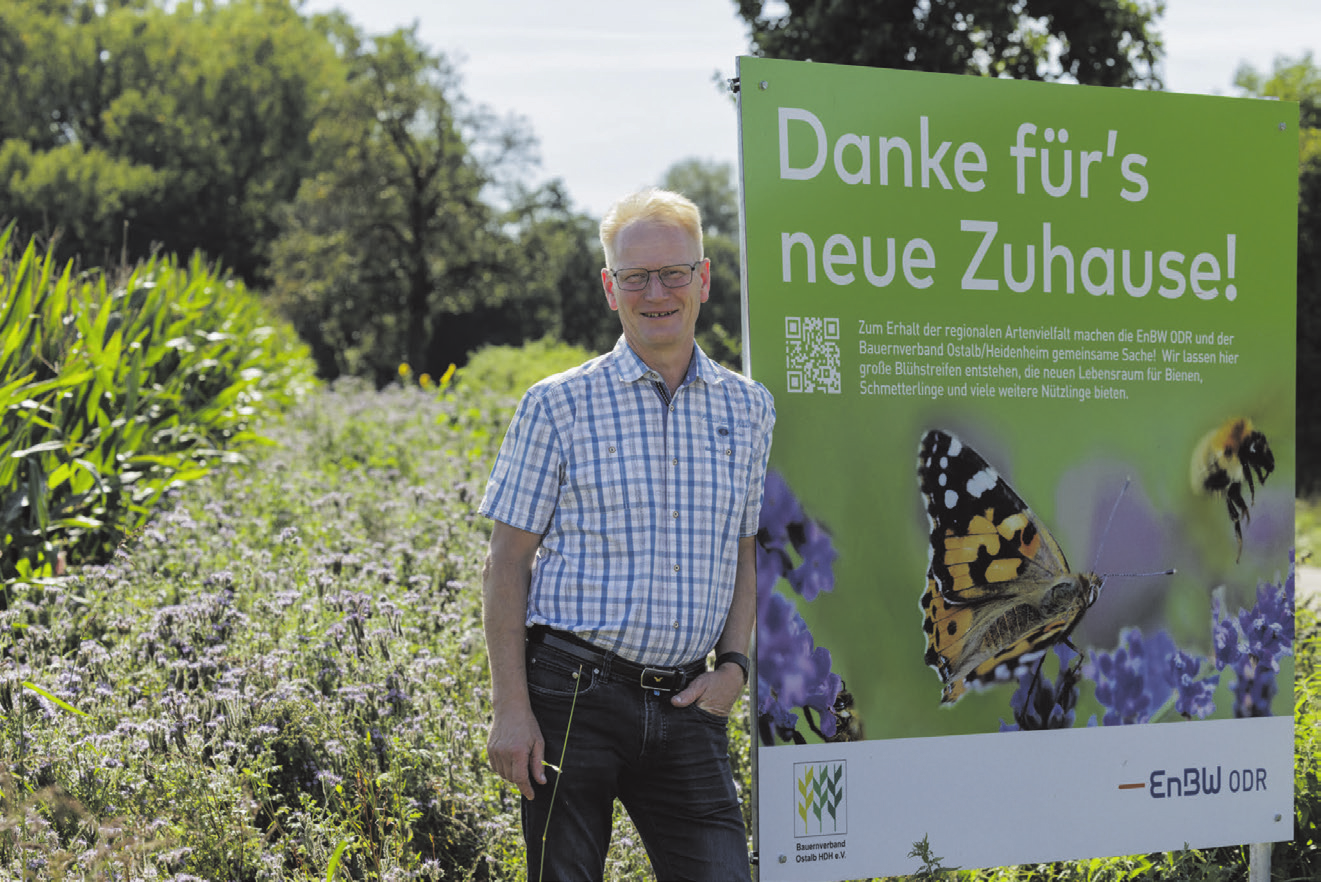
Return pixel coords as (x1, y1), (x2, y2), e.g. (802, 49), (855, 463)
(715, 535), (758, 661)
(482, 523), (543, 710)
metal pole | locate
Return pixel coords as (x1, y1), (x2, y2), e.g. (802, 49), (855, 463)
(1248, 842), (1270, 882)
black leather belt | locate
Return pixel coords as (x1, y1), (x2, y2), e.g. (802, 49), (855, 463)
(526, 626), (704, 693)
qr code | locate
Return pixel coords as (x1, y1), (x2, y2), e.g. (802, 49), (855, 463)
(785, 316), (841, 394)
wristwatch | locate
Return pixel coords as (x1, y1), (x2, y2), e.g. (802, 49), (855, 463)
(715, 651), (751, 684)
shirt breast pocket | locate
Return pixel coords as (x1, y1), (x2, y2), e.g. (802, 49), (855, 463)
(709, 426), (755, 518)
(566, 434), (637, 513)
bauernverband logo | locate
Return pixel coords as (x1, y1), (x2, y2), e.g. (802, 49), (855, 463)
(795, 761), (846, 837)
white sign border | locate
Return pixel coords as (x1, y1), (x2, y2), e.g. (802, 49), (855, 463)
(756, 716), (1293, 880)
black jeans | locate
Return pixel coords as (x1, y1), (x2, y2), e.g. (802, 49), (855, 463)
(521, 638), (751, 881)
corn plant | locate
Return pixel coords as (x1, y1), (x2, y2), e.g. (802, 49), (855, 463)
(0, 224), (315, 591)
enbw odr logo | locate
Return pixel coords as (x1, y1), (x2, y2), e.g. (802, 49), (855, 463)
(794, 761), (847, 837)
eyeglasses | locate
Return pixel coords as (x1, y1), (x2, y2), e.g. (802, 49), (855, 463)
(610, 262), (701, 292)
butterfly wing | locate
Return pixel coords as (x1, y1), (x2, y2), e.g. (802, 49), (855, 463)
(918, 429), (1094, 703)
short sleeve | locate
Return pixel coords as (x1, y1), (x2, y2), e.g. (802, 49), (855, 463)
(478, 390), (563, 535)
(739, 385), (776, 537)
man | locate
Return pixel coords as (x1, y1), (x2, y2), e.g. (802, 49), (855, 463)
(479, 188), (775, 880)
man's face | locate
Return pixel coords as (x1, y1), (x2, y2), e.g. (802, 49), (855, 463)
(601, 219), (709, 363)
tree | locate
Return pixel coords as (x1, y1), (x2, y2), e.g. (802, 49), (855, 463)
(268, 23), (527, 384)
(1235, 54), (1321, 493)
(662, 158), (740, 238)
(733, 0), (1164, 88)
(500, 182), (618, 357)
(0, 0), (340, 280)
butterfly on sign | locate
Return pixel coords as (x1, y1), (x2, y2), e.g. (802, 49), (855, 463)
(917, 429), (1173, 705)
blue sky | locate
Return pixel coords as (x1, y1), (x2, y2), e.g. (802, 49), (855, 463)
(301, 0), (1320, 218)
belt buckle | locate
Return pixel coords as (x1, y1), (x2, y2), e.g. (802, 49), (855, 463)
(640, 666), (682, 693)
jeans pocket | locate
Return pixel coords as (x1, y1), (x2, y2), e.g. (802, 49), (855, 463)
(691, 703), (732, 727)
(526, 644), (598, 699)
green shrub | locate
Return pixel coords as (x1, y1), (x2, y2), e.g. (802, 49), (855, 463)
(452, 337), (595, 402)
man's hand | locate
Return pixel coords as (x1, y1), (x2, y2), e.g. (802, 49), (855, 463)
(670, 663), (745, 717)
(487, 701), (546, 800)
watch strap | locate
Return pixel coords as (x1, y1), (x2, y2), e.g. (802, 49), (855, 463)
(715, 651), (751, 684)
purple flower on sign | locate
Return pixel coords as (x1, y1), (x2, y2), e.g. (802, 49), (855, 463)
(756, 469), (843, 744)
(757, 591), (842, 741)
(1087, 627), (1177, 725)
(759, 469), (805, 551)
(756, 541), (788, 616)
(1168, 649), (1218, 719)
(1086, 551), (1294, 726)
(757, 468), (836, 602)
(1002, 645), (1082, 731)
(786, 518), (837, 602)
(1213, 564), (1294, 718)
(756, 674), (798, 735)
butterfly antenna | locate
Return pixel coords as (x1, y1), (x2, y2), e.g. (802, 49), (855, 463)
(1091, 476), (1177, 580)
(1090, 477), (1130, 571)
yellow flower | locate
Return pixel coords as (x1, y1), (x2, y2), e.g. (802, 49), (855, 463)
(398, 362), (411, 377)
(419, 373), (433, 389)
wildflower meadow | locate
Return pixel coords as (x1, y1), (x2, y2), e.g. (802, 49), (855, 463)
(0, 230), (1317, 880)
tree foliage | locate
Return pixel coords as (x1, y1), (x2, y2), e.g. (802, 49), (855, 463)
(267, 22), (512, 383)
(734, 0), (1164, 88)
(0, 0), (339, 280)
(1236, 54), (1321, 493)
(662, 157), (740, 238)
(500, 183), (617, 357)
(0, 0), (618, 385)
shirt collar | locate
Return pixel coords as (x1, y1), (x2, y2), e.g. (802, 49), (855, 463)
(610, 336), (723, 387)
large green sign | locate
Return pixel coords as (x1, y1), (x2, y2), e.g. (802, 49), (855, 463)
(740, 57), (1298, 878)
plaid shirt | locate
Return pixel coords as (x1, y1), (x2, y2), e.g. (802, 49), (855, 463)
(479, 338), (775, 666)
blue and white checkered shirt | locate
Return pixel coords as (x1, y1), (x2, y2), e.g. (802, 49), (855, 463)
(479, 337), (775, 667)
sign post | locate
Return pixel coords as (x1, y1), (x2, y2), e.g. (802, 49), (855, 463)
(738, 57), (1299, 880)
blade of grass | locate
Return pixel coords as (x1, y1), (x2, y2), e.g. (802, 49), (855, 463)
(21, 681), (88, 717)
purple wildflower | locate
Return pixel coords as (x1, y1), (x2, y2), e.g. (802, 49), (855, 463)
(756, 541), (789, 619)
(1214, 567), (1294, 717)
(785, 518), (838, 602)
(759, 469), (805, 551)
(755, 469), (844, 743)
(1002, 645), (1082, 731)
(756, 591), (842, 744)
(1088, 628), (1177, 725)
(1168, 649), (1218, 719)
(758, 468), (837, 602)
(1212, 593), (1242, 672)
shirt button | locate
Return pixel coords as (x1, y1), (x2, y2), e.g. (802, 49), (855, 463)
(672, 510), (679, 518)
(669, 404), (675, 412)
(608, 446), (616, 453)
(673, 564), (680, 572)
(672, 620), (680, 629)
(725, 448), (732, 455)
(672, 457), (678, 465)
